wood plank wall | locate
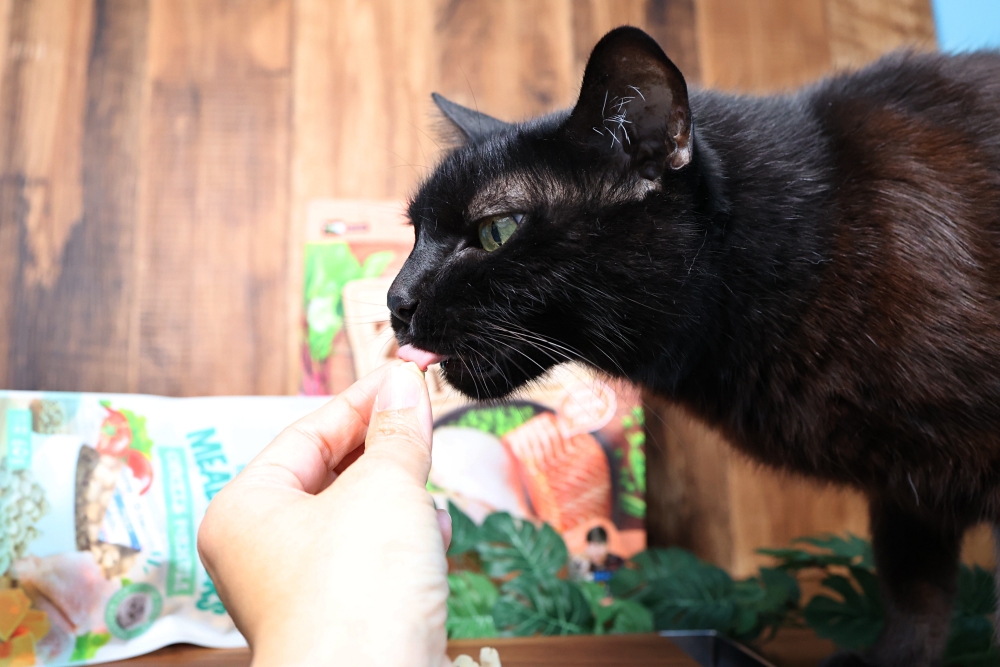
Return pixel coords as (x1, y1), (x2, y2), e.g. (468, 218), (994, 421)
(1, 0), (974, 573)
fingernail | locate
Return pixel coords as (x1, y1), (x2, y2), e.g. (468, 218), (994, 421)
(376, 363), (424, 412)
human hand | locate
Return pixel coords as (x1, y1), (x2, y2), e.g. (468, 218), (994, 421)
(198, 362), (452, 667)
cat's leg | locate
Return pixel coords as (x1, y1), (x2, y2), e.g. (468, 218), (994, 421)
(821, 496), (964, 667)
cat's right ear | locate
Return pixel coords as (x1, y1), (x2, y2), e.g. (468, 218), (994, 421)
(432, 92), (511, 143)
(563, 27), (692, 178)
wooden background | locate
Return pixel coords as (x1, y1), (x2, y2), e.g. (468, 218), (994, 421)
(1, 0), (982, 575)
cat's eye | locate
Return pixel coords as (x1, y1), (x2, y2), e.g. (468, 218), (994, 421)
(478, 214), (522, 252)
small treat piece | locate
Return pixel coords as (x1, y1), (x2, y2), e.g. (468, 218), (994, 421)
(451, 649), (502, 667)
(397, 343), (444, 371)
(479, 647), (502, 667)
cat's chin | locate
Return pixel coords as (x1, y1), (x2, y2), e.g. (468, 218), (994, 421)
(439, 355), (544, 401)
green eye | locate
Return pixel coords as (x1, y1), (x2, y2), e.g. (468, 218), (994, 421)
(478, 214), (522, 252)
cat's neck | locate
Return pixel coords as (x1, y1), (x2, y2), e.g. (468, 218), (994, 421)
(640, 90), (835, 427)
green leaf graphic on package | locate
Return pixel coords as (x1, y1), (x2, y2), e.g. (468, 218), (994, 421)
(97, 401), (155, 494)
(304, 243), (394, 362)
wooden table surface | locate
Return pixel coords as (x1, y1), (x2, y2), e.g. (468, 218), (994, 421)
(99, 629), (837, 667)
(101, 635), (701, 667)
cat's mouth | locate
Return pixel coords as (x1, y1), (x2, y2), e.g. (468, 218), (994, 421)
(397, 339), (553, 400)
(397, 344), (447, 371)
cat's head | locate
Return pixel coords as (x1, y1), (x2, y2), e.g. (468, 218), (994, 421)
(390, 26), (709, 398)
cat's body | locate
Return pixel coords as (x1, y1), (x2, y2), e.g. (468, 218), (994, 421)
(390, 28), (1000, 667)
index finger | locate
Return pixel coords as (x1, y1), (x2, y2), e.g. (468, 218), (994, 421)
(237, 361), (402, 494)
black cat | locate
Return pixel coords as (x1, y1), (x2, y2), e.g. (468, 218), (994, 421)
(390, 26), (1000, 667)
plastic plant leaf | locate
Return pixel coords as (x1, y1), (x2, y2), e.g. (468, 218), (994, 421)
(608, 548), (701, 599)
(446, 572), (499, 639)
(447, 501), (480, 557)
(493, 575), (593, 637)
(476, 513), (567, 579)
(609, 599), (655, 635)
(953, 564), (997, 617)
(757, 547), (855, 571)
(943, 565), (1000, 667)
(802, 570), (884, 650)
(731, 568), (801, 642)
(578, 581), (610, 635)
(944, 615), (1000, 666)
(578, 582), (655, 636)
(793, 534), (874, 569)
(643, 562), (738, 633)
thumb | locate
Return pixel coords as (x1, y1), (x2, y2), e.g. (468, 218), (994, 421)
(363, 362), (435, 482)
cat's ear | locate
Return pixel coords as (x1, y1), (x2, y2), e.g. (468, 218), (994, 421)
(563, 26), (691, 178)
(432, 92), (511, 142)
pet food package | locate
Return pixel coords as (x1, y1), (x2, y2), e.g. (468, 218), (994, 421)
(0, 391), (327, 666)
(304, 199), (649, 560)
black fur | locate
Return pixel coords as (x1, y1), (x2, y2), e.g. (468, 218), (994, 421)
(389, 27), (1000, 666)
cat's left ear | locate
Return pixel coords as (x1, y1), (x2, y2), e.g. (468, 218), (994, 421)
(432, 92), (512, 143)
(563, 26), (691, 178)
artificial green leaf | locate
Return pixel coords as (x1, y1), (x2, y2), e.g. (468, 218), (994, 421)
(608, 567), (646, 600)
(608, 548), (701, 599)
(477, 513), (568, 579)
(609, 599), (655, 635)
(493, 575), (593, 636)
(578, 581), (615, 635)
(954, 564), (997, 618)
(360, 250), (395, 279)
(644, 562), (737, 632)
(447, 501), (480, 557)
(944, 615), (1000, 666)
(944, 565), (1000, 667)
(446, 571), (499, 639)
(731, 568), (801, 642)
(758, 546), (855, 571)
(803, 571), (883, 650)
(578, 580), (653, 636)
(794, 534), (874, 569)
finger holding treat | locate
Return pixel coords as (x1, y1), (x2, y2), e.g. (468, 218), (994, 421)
(198, 362), (451, 667)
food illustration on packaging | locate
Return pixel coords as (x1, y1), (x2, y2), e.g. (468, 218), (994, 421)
(1, 391), (327, 665)
(0, 587), (51, 667)
(1, 468), (50, 579)
(95, 403), (154, 495)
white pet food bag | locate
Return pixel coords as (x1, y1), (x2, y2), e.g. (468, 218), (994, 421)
(0, 391), (326, 666)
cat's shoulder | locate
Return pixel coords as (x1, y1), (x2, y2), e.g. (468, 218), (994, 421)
(810, 49), (1000, 113)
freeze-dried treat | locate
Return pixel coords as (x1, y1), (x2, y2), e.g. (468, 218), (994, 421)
(479, 647), (501, 667)
(452, 647), (502, 667)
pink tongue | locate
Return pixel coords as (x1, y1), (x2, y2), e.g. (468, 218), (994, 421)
(397, 344), (445, 371)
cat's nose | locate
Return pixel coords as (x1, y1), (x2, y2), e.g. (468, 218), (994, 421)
(388, 293), (418, 324)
